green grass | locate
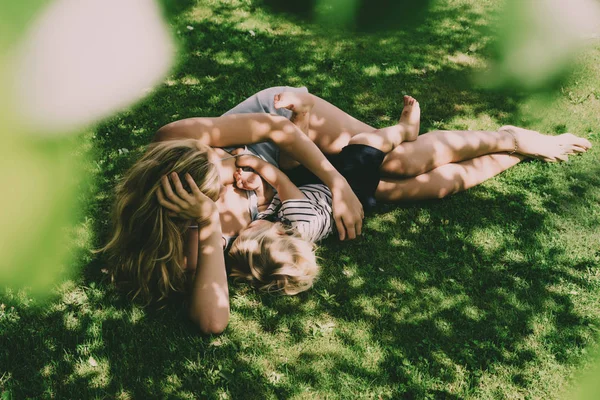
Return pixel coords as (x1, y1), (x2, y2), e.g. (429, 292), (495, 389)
(2, 0), (600, 398)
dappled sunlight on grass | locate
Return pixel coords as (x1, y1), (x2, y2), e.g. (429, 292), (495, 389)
(2, 0), (600, 398)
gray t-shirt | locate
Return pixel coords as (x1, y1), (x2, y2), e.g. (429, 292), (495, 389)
(221, 86), (309, 168)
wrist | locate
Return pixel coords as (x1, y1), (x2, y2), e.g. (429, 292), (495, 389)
(238, 156), (263, 170)
(250, 157), (267, 168)
(324, 173), (348, 191)
(197, 211), (221, 242)
(250, 160), (269, 175)
(195, 204), (220, 225)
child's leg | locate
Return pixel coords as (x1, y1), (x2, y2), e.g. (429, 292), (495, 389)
(279, 92), (420, 154)
(274, 92), (314, 170)
(375, 153), (524, 201)
(306, 94), (377, 154)
(347, 95), (420, 153)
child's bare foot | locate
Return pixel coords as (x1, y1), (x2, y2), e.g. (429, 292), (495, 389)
(499, 125), (592, 162)
(274, 92), (314, 114)
(398, 95), (420, 141)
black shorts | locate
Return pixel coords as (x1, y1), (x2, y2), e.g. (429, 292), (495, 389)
(284, 144), (385, 210)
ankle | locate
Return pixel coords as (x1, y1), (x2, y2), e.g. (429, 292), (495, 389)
(497, 129), (518, 153)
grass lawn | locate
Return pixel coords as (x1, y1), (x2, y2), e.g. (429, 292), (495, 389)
(2, 0), (600, 398)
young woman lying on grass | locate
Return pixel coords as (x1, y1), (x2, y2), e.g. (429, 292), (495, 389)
(104, 86), (591, 334)
(150, 94), (419, 296)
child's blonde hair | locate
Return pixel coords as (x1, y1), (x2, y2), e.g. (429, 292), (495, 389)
(228, 221), (319, 295)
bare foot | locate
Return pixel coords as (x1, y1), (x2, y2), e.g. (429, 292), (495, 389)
(499, 125), (592, 162)
(274, 92), (314, 114)
(398, 95), (420, 142)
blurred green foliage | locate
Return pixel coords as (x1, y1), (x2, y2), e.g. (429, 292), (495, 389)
(0, 0), (49, 50)
(1, 0), (599, 398)
(0, 0), (80, 296)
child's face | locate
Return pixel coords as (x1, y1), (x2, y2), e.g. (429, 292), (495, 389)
(246, 219), (271, 229)
(234, 167), (262, 191)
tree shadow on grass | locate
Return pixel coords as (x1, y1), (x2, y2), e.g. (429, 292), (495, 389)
(232, 165), (599, 397)
(3, 0), (599, 399)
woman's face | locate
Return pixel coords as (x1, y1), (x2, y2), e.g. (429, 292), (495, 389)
(207, 148), (228, 195)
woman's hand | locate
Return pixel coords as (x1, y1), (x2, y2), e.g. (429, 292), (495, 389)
(157, 172), (218, 225)
(330, 179), (364, 241)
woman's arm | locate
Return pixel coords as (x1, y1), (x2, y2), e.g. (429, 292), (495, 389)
(155, 113), (363, 240)
(158, 173), (229, 334)
(184, 227), (199, 271)
(236, 155), (305, 202)
(190, 207), (229, 335)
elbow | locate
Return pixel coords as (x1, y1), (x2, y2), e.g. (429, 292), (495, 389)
(198, 320), (229, 336)
(190, 308), (230, 335)
(152, 125), (171, 143)
(153, 128), (168, 143)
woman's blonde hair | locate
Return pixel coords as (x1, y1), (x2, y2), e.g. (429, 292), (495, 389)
(99, 139), (220, 304)
(228, 221), (319, 295)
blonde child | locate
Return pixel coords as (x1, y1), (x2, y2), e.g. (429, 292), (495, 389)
(227, 93), (421, 294)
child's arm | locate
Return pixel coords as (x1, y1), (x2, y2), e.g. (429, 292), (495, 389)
(235, 155), (305, 202)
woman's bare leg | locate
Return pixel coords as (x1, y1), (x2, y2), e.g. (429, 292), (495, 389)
(379, 126), (592, 178)
(379, 129), (515, 177)
(294, 93), (592, 180)
(285, 92), (528, 202)
(375, 153), (525, 202)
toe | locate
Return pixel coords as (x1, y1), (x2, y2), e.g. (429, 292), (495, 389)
(558, 134), (592, 149)
(580, 138), (593, 149)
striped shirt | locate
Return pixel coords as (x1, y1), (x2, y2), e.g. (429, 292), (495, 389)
(256, 184), (334, 243)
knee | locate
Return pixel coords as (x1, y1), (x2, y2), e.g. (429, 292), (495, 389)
(348, 132), (373, 147)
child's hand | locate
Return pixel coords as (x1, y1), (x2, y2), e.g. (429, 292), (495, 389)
(235, 153), (263, 170)
(233, 167), (262, 191)
(233, 154), (263, 190)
